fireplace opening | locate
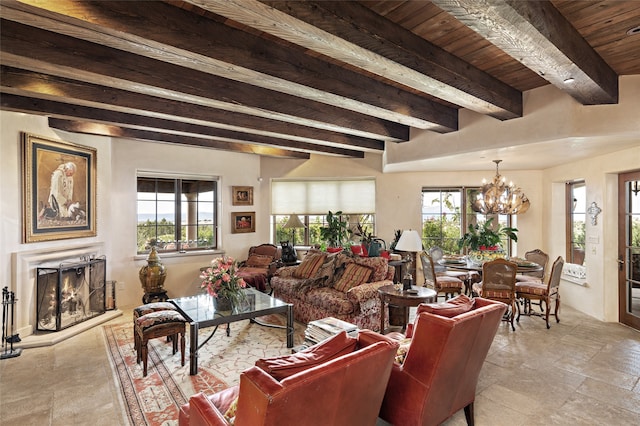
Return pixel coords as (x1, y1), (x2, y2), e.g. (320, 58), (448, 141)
(36, 257), (112, 332)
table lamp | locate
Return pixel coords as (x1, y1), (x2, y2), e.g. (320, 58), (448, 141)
(394, 229), (423, 291)
(282, 214), (305, 263)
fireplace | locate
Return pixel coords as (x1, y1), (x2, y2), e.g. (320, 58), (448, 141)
(36, 257), (112, 332)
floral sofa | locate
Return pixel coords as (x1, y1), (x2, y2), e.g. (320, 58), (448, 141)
(270, 251), (395, 332)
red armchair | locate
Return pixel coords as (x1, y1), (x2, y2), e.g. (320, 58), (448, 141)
(380, 295), (507, 426)
(179, 330), (399, 426)
(236, 244), (281, 292)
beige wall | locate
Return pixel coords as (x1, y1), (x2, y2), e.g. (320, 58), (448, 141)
(1, 78), (638, 333)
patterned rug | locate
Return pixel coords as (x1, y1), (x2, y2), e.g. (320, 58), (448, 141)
(104, 315), (305, 426)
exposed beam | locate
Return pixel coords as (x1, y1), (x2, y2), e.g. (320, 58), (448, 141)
(0, 66), (382, 151)
(431, 0), (618, 105)
(196, 0), (522, 120)
(1, 92), (363, 158)
(48, 118), (311, 159)
(0, 18), (407, 142)
(4, 0), (457, 132)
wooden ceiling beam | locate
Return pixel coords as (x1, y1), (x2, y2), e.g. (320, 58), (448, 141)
(0, 66), (382, 150)
(197, 0), (522, 120)
(4, 0), (457, 132)
(0, 18), (406, 142)
(48, 118), (311, 159)
(1, 93), (363, 158)
(431, 0), (618, 105)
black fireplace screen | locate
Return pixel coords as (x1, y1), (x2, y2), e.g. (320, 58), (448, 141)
(36, 257), (108, 332)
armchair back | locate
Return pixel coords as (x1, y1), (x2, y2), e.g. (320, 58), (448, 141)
(380, 297), (507, 426)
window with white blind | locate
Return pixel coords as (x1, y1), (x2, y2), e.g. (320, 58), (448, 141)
(271, 178), (376, 246)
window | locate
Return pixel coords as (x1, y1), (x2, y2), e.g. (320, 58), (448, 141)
(421, 187), (514, 255)
(271, 178), (376, 247)
(137, 174), (218, 254)
(566, 181), (586, 265)
(272, 213), (374, 247)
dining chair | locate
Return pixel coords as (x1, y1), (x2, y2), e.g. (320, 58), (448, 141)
(515, 249), (549, 283)
(472, 258), (518, 331)
(421, 252), (464, 300)
(516, 256), (564, 328)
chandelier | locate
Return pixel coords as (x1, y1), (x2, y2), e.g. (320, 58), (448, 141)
(471, 160), (530, 215)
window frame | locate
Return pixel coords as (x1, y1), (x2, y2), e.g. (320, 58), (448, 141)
(136, 172), (219, 254)
(421, 186), (515, 255)
(566, 180), (586, 265)
(271, 213), (375, 247)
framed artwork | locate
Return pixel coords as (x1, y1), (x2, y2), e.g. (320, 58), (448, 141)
(232, 186), (253, 206)
(232, 212), (255, 233)
(22, 133), (97, 243)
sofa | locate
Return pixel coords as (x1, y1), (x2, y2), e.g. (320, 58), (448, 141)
(179, 330), (399, 426)
(270, 251), (395, 331)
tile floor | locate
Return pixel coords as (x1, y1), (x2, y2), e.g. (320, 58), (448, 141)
(1, 304), (639, 426)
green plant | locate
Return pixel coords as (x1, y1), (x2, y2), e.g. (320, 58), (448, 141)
(353, 222), (374, 245)
(319, 210), (349, 248)
(457, 218), (518, 251)
(389, 229), (402, 251)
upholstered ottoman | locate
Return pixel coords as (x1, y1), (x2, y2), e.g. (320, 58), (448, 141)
(134, 309), (186, 377)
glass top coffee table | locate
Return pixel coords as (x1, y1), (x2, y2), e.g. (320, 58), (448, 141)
(170, 288), (293, 375)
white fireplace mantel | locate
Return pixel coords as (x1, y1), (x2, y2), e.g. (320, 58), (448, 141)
(11, 242), (107, 339)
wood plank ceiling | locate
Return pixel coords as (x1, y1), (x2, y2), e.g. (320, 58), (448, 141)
(1, 0), (639, 159)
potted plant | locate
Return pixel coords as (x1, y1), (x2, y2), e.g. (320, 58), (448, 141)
(457, 218), (517, 263)
(320, 210), (349, 252)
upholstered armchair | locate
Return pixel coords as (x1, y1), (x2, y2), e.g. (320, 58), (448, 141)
(179, 330), (399, 426)
(380, 296), (507, 426)
(236, 244), (282, 292)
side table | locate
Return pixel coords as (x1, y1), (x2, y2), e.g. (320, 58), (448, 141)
(378, 285), (436, 333)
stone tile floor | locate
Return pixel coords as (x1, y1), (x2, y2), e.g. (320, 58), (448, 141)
(1, 304), (639, 425)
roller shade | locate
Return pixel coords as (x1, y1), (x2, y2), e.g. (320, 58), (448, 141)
(271, 178), (375, 215)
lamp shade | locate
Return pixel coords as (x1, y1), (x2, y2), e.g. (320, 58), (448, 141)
(283, 214), (305, 229)
(394, 229), (422, 252)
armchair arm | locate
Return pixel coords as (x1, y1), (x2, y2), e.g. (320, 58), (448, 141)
(347, 279), (392, 306)
(185, 393), (230, 426)
(274, 265), (297, 278)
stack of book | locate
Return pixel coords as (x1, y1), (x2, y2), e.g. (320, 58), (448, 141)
(304, 317), (358, 345)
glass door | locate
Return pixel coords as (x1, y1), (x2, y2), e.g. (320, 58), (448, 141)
(618, 170), (640, 330)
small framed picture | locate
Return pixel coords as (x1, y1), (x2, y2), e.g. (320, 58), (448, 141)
(232, 212), (255, 233)
(232, 186), (253, 206)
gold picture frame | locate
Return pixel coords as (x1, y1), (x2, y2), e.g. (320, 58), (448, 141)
(22, 133), (97, 243)
(231, 212), (255, 233)
(232, 186), (253, 206)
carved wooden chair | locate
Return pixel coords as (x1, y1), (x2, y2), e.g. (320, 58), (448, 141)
(472, 258), (518, 331)
(517, 256), (565, 328)
(515, 249), (549, 283)
(421, 252), (464, 300)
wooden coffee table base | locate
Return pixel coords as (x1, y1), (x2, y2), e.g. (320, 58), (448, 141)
(378, 285), (437, 334)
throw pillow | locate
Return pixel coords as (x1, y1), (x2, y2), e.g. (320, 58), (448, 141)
(223, 397), (238, 424)
(333, 262), (373, 292)
(394, 338), (412, 364)
(313, 255), (336, 285)
(418, 294), (475, 318)
(353, 256), (389, 282)
(245, 254), (273, 268)
(293, 252), (327, 279)
(255, 331), (357, 380)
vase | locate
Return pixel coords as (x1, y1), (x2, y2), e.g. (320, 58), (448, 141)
(213, 295), (233, 311)
(139, 246), (167, 294)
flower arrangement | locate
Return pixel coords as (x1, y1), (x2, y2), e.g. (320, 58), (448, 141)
(200, 256), (247, 306)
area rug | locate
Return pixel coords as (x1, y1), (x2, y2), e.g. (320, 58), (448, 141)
(104, 315), (305, 426)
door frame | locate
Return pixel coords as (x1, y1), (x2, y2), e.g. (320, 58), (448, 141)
(618, 170), (640, 330)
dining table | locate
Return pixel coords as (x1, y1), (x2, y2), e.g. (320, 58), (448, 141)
(439, 257), (543, 275)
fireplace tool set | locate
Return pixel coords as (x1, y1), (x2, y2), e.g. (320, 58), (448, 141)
(1, 286), (22, 359)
